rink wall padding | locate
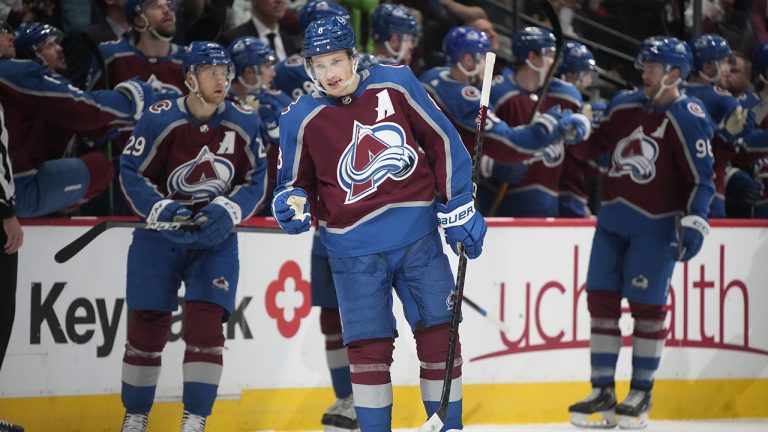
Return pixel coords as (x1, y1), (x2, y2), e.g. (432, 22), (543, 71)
(1, 217), (767, 430)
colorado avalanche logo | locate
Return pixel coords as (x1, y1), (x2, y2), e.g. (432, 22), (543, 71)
(529, 141), (565, 167)
(167, 146), (234, 204)
(337, 121), (418, 204)
(609, 126), (659, 184)
(146, 73), (183, 96)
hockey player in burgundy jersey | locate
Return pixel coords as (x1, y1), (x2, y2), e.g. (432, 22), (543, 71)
(568, 37), (714, 430)
(0, 22), (153, 217)
(420, 26), (589, 213)
(273, 16), (486, 430)
(682, 34), (750, 218)
(229, 34), (358, 430)
(118, 42), (267, 432)
(487, 27), (591, 216)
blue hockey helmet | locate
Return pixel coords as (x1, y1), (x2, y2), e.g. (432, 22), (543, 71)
(443, 26), (490, 65)
(184, 41), (233, 76)
(228, 36), (275, 76)
(370, 3), (419, 43)
(690, 34), (732, 73)
(512, 26), (556, 64)
(303, 16), (356, 58)
(557, 41), (596, 75)
(635, 36), (692, 79)
(124, 0), (174, 28)
(299, 0), (350, 31)
(14, 22), (63, 60)
(751, 43), (768, 80)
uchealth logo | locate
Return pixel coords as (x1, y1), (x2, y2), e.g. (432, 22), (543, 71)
(265, 260), (312, 338)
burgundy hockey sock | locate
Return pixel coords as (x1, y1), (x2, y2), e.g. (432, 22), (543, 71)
(415, 323), (463, 429)
(320, 308), (352, 398)
(122, 310), (172, 413)
(628, 301), (668, 390)
(347, 338), (395, 430)
(182, 301), (225, 417)
(587, 291), (622, 388)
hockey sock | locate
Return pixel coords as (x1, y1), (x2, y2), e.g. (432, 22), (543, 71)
(587, 291), (622, 388)
(320, 308), (352, 399)
(628, 301), (668, 391)
(415, 323), (463, 430)
(122, 309), (171, 414)
(347, 337), (395, 431)
(182, 301), (225, 417)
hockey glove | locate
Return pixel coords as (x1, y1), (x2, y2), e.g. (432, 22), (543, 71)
(726, 168), (765, 205)
(115, 78), (155, 121)
(532, 106), (568, 144)
(676, 215), (709, 262)
(272, 188), (312, 235)
(560, 112), (592, 144)
(436, 192), (487, 259)
(148, 199), (198, 245)
(480, 154), (528, 185)
(193, 196), (242, 246)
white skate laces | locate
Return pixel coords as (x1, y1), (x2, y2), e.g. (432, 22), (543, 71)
(180, 410), (206, 432)
(121, 413), (148, 432)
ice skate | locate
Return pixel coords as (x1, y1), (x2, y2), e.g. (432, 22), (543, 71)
(120, 413), (148, 432)
(0, 419), (24, 432)
(321, 395), (359, 431)
(616, 389), (652, 429)
(569, 386), (618, 428)
(180, 410), (206, 432)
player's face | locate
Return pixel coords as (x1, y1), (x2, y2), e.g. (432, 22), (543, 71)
(726, 57), (751, 95)
(0, 30), (14, 59)
(143, 0), (175, 38)
(37, 37), (66, 73)
(258, 62), (276, 87)
(193, 64), (230, 104)
(639, 62), (665, 98)
(309, 50), (357, 97)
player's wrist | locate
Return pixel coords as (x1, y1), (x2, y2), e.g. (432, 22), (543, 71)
(212, 196), (242, 225)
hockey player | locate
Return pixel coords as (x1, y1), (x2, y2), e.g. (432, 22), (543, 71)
(273, 16), (486, 430)
(273, 0), (350, 99)
(486, 26), (590, 216)
(567, 36), (715, 429)
(118, 41), (268, 431)
(13, 22), (66, 75)
(0, 25), (153, 217)
(369, 3), (420, 67)
(420, 26), (589, 203)
(682, 34), (750, 217)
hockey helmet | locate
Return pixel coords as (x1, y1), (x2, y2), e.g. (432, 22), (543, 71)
(184, 41), (233, 78)
(228, 37), (275, 76)
(0, 19), (13, 35)
(124, 0), (174, 28)
(14, 23), (63, 60)
(299, 0), (350, 31)
(512, 26), (556, 64)
(690, 34), (732, 73)
(443, 26), (490, 65)
(370, 3), (419, 43)
(303, 16), (356, 58)
(557, 41), (596, 75)
(635, 36), (692, 79)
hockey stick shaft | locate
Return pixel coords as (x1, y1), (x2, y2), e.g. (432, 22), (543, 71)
(54, 220), (283, 264)
(463, 296), (509, 333)
(489, 0), (564, 217)
(421, 52), (496, 432)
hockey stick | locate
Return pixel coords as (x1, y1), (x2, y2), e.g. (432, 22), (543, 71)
(55, 219), (284, 264)
(419, 51), (496, 432)
(488, 0), (564, 216)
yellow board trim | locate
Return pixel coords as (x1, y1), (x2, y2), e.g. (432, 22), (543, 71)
(1, 380), (767, 430)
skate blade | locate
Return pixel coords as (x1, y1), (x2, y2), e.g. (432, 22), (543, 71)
(617, 413), (649, 429)
(570, 411), (618, 429)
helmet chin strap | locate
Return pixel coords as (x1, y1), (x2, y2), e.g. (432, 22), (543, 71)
(652, 71), (680, 103)
(305, 53), (359, 96)
(384, 40), (405, 62)
(526, 56), (552, 87)
(698, 61), (721, 84)
(237, 73), (261, 91)
(185, 68), (231, 108)
(457, 59), (482, 85)
(136, 13), (174, 42)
